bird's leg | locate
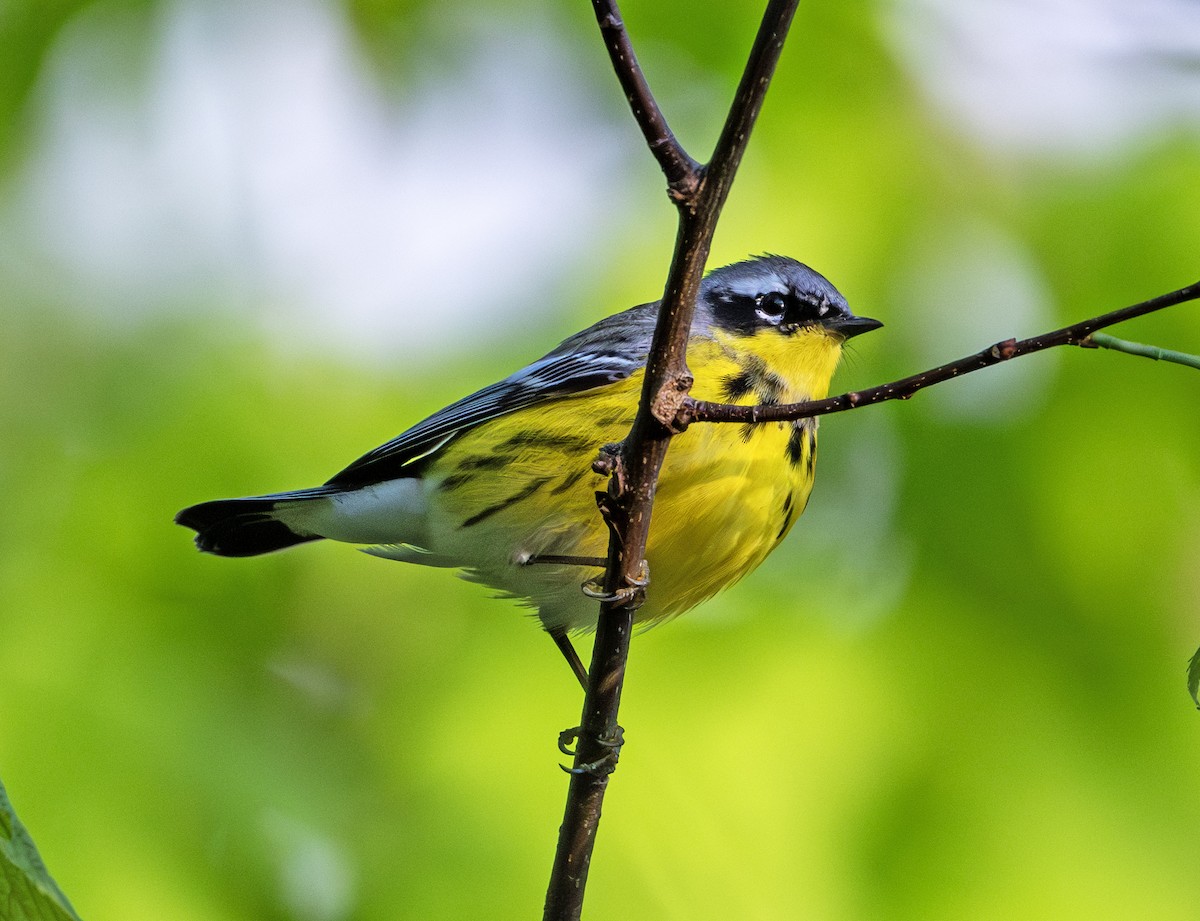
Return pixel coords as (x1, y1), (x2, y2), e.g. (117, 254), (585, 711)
(519, 555), (599, 690)
(532, 557), (629, 773)
(549, 637), (628, 772)
(548, 625), (589, 692)
(523, 553), (608, 567)
(550, 630), (625, 773)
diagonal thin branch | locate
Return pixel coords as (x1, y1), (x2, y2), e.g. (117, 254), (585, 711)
(544, 2), (799, 920)
(590, 0), (700, 196)
(679, 280), (1200, 428)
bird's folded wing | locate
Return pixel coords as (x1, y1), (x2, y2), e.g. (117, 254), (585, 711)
(326, 303), (659, 488)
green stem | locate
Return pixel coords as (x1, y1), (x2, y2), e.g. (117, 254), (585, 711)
(1086, 333), (1200, 371)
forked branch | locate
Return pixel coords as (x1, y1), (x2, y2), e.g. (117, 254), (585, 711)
(544, 2), (800, 919)
(546, 2), (1196, 919)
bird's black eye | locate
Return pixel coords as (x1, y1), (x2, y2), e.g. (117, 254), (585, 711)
(754, 292), (787, 324)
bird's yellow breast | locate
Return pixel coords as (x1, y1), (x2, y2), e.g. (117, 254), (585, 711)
(642, 327), (842, 620)
(423, 326), (846, 631)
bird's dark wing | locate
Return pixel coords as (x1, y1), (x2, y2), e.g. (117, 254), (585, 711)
(325, 302), (660, 488)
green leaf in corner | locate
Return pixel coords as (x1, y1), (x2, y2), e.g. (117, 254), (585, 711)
(0, 780), (82, 921)
(1189, 647), (1200, 710)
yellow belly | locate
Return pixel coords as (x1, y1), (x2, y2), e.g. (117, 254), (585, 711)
(415, 332), (832, 632)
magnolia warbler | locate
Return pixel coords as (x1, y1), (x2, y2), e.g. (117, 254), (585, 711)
(176, 255), (881, 686)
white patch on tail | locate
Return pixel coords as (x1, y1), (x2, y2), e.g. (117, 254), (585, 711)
(276, 479), (429, 545)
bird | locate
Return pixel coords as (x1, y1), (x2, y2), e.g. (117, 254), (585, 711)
(176, 255), (881, 688)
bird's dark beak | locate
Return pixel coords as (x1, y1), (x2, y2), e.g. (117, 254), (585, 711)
(827, 314), (883, 339)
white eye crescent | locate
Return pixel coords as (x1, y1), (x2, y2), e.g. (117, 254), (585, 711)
(754, 292), (787, 322)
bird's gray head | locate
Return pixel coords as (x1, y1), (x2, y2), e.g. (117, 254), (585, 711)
(700, 254), (882, 340)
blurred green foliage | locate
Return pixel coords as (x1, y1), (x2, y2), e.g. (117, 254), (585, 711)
(0, 1), (1198, 920)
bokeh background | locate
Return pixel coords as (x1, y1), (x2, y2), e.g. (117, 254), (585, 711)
(1, 0), (1199, 918)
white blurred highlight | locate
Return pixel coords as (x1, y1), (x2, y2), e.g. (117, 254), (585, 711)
(893, 219), (1056, 423)
(3, 0), (630, 358)
(887, 0), (1200, 156)
(262, 810), (356, 921)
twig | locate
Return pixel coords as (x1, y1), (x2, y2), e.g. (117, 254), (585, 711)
(590, 0), (699, 198)
(1084, 332), (1200, 371)
(678, 280), (1200, 428)
(543, 2), (799, 919)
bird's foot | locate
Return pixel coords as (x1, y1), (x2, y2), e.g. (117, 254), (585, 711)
(580, 560), (649, 606)
(559, 724), (625, 777)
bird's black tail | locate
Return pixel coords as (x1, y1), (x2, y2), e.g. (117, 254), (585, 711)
(175, 489), (334, 557)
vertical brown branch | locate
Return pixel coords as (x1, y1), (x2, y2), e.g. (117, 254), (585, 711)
(543, 2), (800, 918)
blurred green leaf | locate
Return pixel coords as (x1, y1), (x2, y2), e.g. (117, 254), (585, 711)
(1188, 648), (1200, 709)
(0, 780), (81, 921)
